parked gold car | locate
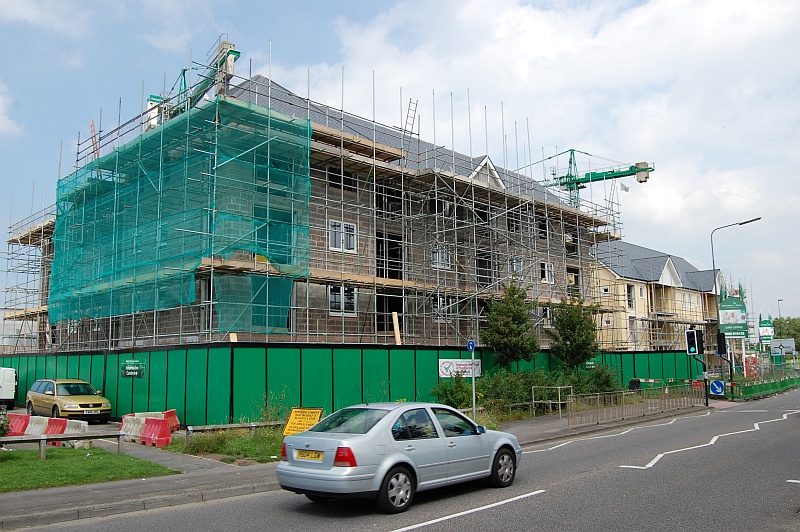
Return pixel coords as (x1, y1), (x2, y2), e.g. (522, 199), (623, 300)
(26, 378), (111, 423)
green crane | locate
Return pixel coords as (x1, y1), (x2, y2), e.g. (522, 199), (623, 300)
(547, 149), (654, 208)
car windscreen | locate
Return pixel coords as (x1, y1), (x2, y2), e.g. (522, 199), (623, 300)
(309, 408), (389, 434)
(56, 383), (97, 396)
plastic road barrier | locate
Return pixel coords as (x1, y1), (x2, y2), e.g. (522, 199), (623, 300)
(25, 415), (50, 436)
(7, 413), (30, 436)
(121, 414), (146, 443)
(44, 417), (68, 446)
(140, 417), (172, 447)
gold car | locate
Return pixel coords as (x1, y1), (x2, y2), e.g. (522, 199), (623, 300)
(26, 378), (111, 423)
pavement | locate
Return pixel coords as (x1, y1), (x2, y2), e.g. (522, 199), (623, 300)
(0, 400), (735, 530)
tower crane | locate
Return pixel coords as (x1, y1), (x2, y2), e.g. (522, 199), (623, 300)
(545, 149), (654, 208)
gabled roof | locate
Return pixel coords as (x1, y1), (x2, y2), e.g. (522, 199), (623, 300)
(593, 240), (716, 292)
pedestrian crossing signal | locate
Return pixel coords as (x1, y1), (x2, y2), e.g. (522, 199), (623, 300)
(686, 329), (698, 354)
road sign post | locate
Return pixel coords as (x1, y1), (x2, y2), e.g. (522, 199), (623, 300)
(467, 340), (476, 420)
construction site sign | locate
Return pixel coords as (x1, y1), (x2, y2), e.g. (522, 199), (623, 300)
(719, 297), (748, 338)
(283, 407), (324, 436)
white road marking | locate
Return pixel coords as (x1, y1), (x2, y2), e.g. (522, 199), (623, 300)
(787, 480), (800, 484)
(391, 489), (546, 531)
(523, 418), (679, 455)
(620, 410), (800, 470)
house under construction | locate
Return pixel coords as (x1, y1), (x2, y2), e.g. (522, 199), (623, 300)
(5, 40), (699, 355)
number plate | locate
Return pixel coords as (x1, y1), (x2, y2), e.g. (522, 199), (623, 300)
(295, 449), (323, 461)
(84, 410), (100, 415)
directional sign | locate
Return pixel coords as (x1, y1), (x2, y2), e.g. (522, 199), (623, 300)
(710, 380), (725, 396)
(467, 340), (475, 352)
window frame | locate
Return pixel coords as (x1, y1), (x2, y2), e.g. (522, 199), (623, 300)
(431, 243), (451, 270)
(540, 261), (554, 284)
(329, 284), (356, 316)
(329, 220), (357, 254)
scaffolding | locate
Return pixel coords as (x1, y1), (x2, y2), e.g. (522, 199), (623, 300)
(3, 40), (645, 353)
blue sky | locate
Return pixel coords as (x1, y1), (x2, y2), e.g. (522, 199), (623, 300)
(1, 0), (798, 318)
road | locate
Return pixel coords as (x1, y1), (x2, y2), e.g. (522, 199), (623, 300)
(27, 392), (800, 531)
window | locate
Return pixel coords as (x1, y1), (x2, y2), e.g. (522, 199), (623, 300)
(328, 166), (356, 191)
(433, 296), (454, 322)
(392, 408), (438, 440)
(681, 292), (687, 309)
(329, 285), (356, 315)
(626, 284), (635, 310)
(509, 257), (524, 275)
(567, 267), (580, 297)
(432, 407), (477, 437)
(537, 220), (548, 240)
(329, 220), (357, 253)
(540, 262), (554, 284)
(639, 286), (645, 299)
(432, 244), (451, 270)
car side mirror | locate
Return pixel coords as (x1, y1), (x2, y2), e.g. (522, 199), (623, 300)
(476, 425), (486, 435)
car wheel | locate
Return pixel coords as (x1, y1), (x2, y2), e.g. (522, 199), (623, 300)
(488, 447), (516, 488)
(376, 465), (414, 513)
(305, 494), (333, 503)
(27, 402), (34, 415)
(52, 405), (61, 418)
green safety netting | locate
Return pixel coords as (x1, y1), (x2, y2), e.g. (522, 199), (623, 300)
(49, 97), (311, 333)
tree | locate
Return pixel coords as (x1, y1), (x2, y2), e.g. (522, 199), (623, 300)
(545, 298), (599, 369)
(773, 316), (800, 345)
(480, 279), (540, 369)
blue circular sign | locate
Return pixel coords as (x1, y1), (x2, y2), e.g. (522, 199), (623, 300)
(710, 380), (725, 395)
(467, 340), (475, 352)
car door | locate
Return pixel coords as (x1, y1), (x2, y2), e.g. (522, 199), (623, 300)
(431, 407), (492, 480)
(40, 381), (56, 415)
(390, 407), (449, 487)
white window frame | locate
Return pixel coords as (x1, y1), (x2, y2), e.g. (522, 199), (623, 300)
(329, 220), (357, 253)
(432, 244), (451, 270)
(432, 296), (454, 323)
(639, 286), (645, 299)
(329, 284), (356, 316)
(509, 256), (524, 276)
(540, 262), (554, 284)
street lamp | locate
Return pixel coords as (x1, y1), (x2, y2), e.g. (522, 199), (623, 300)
(777, 299), (784, 338)
(711, 216), (762, 385)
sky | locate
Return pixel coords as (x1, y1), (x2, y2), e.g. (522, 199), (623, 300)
(0, 0), (798, 319)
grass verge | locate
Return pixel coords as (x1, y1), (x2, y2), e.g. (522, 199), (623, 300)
(164, 427), (284, 463)
(0, 447), (178, 493)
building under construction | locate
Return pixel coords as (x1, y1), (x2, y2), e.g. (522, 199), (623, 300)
(5, 40), (706, 355)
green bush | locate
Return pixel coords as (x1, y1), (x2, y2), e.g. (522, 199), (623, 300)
(430, 373), (473, 409)
(0, 409), (9, 438)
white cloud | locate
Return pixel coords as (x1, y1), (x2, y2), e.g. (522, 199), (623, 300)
(0, 82), (24, 136)
(0, 0), (92, 37)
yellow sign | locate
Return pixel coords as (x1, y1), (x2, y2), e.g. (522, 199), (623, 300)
(283, 407), (324, 436)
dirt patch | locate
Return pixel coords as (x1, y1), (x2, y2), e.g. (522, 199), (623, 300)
(197, 453), (260, 466)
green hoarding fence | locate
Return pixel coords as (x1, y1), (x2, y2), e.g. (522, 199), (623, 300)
(0, 346), (749, 426)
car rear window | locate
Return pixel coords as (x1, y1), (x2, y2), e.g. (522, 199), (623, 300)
(309, 408), (389, 434)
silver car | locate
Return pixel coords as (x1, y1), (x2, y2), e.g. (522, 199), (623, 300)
(277, 402), (522, 513)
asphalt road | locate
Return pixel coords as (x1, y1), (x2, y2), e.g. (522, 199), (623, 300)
(26, 392), (800, 531)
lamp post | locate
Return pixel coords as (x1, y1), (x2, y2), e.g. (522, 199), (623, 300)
(777, 299), (784, 338)
(711, 217), (761, 386)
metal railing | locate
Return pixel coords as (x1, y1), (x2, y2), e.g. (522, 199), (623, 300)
(568, 384), (706, 429)
(0, 432), (125, 460)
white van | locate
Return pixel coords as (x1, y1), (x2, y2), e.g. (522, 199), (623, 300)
(0, 367), (18, 409)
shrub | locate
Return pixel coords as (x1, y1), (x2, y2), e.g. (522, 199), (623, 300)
(0, 409), (9, 438)
(430, 373), (473, 409)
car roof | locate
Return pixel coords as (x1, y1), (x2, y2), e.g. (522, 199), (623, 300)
(345, 402), (449, 411)
(36, 378), (91, 384)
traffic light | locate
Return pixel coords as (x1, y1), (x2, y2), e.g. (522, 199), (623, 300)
(686, 329), (698, 354)
(696, 329), (704, 355)
(717, 331), (727, 355)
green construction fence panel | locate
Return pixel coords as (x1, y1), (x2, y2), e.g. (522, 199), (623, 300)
(232, 347), (267, 422)
(131, 352), (151, 415)
(389, 349), (415, 402)
(206, 347), (232, 424)
(35, 356), (46, 381)
(166, 349), (187, 427)
(115, 353), (134, 417)
(267, 347), (301, 410)
(185, 348), (209, 426)
(301, 348), (333, 414)
(633, 352), (650, 379)
(363, 349), (389, 402)
(104, 353), (120, 417)
(332, 348), (362, 410)
(45, 356), (56, 378)
(148, 350), (168, 413)
(414, 350), (439, 402)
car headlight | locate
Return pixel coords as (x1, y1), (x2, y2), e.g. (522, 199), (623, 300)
(102, 402), (111, 408)
(61, 403), (81, 409)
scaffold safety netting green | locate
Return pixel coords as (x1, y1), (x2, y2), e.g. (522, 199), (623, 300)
(49, 97), (311, 333)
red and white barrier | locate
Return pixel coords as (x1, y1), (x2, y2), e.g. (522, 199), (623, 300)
(44, 417), (68, 446)
(7, 413), (30, 436)
(24, 415), (50, 436)
(140, 417), (171, 447)
(121, 414), (146, 443)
